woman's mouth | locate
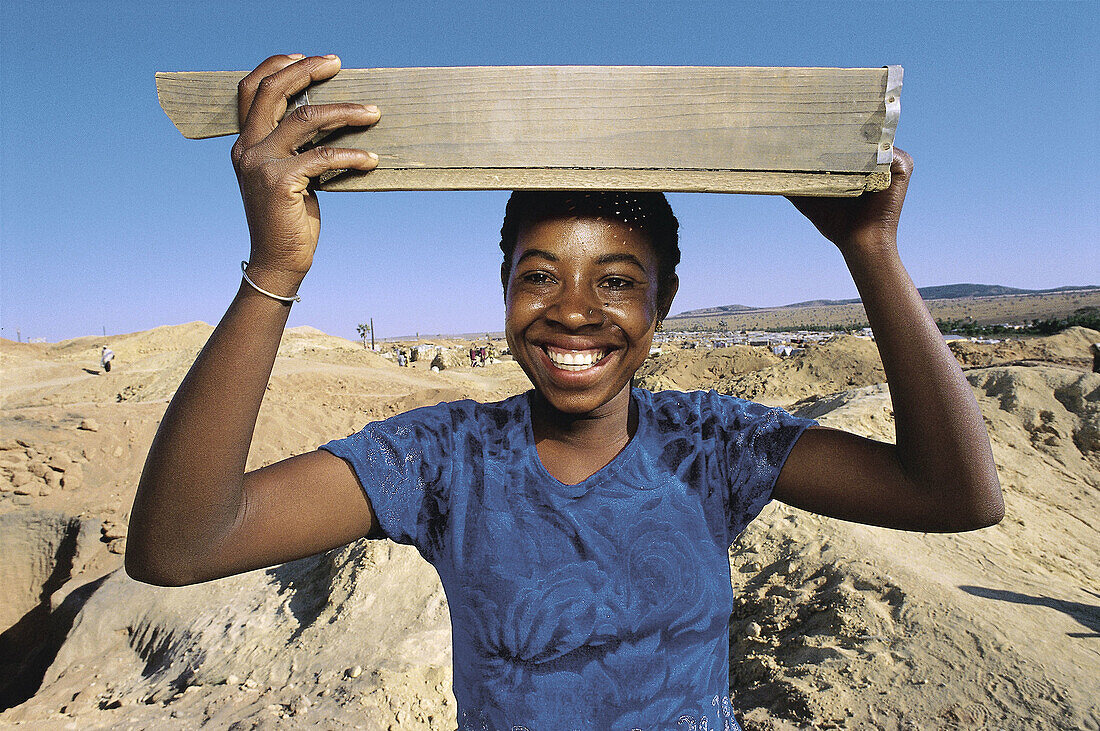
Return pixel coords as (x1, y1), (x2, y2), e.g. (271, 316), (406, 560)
(543, 345), (608, 371)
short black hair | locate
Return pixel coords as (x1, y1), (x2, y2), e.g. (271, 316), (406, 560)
(499, 191), (681, 310)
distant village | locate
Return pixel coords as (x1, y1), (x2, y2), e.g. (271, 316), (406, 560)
(651, 328), (848, 358)
(375, 325), (1013, 368)
(650, 326), (1007, 357)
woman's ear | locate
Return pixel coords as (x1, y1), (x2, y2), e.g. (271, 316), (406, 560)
(657, 274), (679, 322)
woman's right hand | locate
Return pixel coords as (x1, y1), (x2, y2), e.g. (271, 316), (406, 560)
(231, 54), (380, 297)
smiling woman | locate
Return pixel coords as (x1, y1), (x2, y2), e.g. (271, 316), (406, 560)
(510, 214), (664, 392)
(125, 54), (1003, 730)
(499, 193), (681, 484)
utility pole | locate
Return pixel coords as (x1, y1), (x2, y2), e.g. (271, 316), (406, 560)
(370, 317), (375, 351)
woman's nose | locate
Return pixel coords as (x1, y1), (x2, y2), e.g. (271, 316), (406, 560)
(548, 281), (605, 329)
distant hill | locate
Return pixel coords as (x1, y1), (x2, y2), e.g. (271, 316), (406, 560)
(670, 284), (1100, 319)
(665, 304), (755, 317)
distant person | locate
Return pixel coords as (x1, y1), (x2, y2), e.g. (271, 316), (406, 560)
(397, 350), (408, 367)
(101, 346), (115, 373)
(430, 352), (446, 372)
(128, 55), (1003, 730)
(479, 346), (488, 367)
(410, 345), (419, 362)
(1092, 342), (1100, 373)
(469, 346), (478, 367)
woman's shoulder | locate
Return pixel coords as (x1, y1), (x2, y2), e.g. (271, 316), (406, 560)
(636, 387), (815, 460)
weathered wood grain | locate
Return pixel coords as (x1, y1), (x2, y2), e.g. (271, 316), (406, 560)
(156, 66), (899, 195)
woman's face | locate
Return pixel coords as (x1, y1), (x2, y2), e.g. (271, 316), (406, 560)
(504, 216), (675, 416)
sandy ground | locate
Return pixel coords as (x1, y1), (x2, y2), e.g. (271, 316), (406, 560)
(1, 324), (1097, 729)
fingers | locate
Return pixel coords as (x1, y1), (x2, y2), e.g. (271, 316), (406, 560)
(292, 145), (379, 181)
(263, 102), (380, 157)
(237, 55), (343, 148)
(891, 147), (913, 170)
(243, 146), (378, 198)
(237, 54), (303, 131)
(878, 147), (913, 208)
(233, 54), (380, 185)
(889, 147), (913, 183)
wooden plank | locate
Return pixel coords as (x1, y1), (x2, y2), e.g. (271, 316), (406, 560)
(319, 168), (888, 195)
(156, 66), (900, 195)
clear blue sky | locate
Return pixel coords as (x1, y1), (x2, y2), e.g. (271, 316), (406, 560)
(1, 1), (1096, 342)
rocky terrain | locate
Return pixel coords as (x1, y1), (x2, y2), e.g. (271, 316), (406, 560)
(1, 324), (1097, 729)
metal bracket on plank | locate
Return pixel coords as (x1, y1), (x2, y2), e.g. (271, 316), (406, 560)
(288, 88), (311, 115)
(878, 65), (903, 164)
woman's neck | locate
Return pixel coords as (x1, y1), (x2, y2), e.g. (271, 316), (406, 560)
(529, 385), (639, 484)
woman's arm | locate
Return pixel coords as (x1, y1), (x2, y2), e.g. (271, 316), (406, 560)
(126, 54), (383, 586)
(773, 150), (1004, 532)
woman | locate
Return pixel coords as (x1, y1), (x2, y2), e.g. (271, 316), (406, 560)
(127, 55), (1003, 729)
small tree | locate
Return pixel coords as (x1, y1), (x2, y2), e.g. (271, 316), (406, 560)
(356, 322), (371, 349)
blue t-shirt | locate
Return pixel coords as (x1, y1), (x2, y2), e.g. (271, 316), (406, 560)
(322, 388), (813, 730)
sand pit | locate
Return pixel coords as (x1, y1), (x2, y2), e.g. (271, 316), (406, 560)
(1, 324), (1097, 728)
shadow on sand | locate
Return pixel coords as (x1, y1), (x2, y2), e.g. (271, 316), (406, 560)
(959, 585), (1100, 638)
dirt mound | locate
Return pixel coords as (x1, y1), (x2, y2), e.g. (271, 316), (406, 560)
(0, 339), (48, 356)
(949, 326), (1099, 369)
(2, 323), (219, 411)
(967, 366), (1100, 472)
(139, 544), (448, 726)
(2, 538), (455, 728)
(639, 336), (885, 407)
(728, 502), (1097, 730)
(285, 325), (330, 337)
(727, 364), (1100, 728)
(47, 322), (216, 362)
(636, 346), (780, 391)
(278, 327), (371, 357)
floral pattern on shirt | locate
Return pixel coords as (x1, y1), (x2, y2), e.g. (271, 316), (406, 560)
(323, 388), (812, 730)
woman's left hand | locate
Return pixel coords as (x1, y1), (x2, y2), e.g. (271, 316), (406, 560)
(786, 148), (913, 255)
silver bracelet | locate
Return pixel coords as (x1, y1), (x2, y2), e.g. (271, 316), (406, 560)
(240, 261), (301, 303)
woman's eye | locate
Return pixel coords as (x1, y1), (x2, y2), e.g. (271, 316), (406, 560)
(602, 277), (634, 290)
(521, 271), (553, 285)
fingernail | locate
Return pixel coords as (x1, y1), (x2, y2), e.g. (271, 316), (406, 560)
(288, 53), (305, 59)
(365, 105), (380, 115)
(367, 152), (378, 161)
(323, 54), (338, 60)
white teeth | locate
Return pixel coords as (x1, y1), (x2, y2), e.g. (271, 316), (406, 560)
(545, 348), (605, 370)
